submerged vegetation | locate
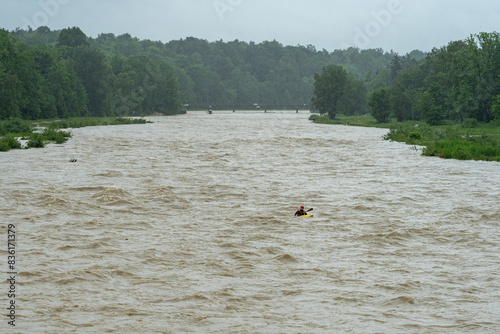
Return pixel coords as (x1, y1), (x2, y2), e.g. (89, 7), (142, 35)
(0, 135), (22, 152)
(0, 117), (149, 152)
(41, 117), (150, 129)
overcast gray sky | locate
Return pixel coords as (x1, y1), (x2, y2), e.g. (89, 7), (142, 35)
(1, 0), (499, 54)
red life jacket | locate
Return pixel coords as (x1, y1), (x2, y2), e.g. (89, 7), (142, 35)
(295, 210), (306, 216)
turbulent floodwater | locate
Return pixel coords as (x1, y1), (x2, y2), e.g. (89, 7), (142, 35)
(1, 111), (499, 333)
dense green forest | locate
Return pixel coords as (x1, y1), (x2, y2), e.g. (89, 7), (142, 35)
(1, 27), (183, 120)
(309, 32), (500, 162)
(6, 26), (497, 127)
(312, 32), (500, 125)
(2, 26), (426, 120)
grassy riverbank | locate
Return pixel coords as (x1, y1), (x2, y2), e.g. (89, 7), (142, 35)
(36, 117), (150, 129)
(0, 117), (150, 152)
(310, 114), (500, 162)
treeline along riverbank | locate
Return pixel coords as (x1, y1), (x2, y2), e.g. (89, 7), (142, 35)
(311, 32), (500, 126)
(1, 27), (184, 120)
(3, 26), (499, 161)
(4, 26), (424, 120)
(309, 32), (500, 162)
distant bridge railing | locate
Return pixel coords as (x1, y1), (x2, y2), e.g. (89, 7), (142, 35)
(184, 104), (315, 112)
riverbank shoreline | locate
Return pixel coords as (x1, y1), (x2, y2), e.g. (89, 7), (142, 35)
(0, 117), (151, 152)
(310, 114), (500, 162)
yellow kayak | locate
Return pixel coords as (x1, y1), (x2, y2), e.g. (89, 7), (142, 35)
(298, 214), (314, 217)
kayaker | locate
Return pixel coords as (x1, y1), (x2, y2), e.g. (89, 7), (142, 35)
(295, 206), (308, 216)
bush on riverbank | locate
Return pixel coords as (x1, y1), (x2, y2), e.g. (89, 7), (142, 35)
(423, 136), (500, 161)
(42, 128), (72, 144)
(26, 133), (47, 148)
(309, 114), (386, 127)
(24, 129), (72, 149)
(0, 135), (22, 152)
(0, 118), (31, 136)
(46, 117), (150, 129)
(383, 123), (500, 161)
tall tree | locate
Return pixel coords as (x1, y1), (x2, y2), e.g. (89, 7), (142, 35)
(339, 75), (368, 115)
(417, 91), (443, 125)
(58, 27), (89, 47)
(390, 83), (413, 122)
(368, 87), (391, 123)
(312, 65), (349, 119)
(58, 28), (109, 116)
(68, 45), (109, 116)
(492, 94), (500, 123)
(390, 54), (402, 82)
(0, 64), (22, 119)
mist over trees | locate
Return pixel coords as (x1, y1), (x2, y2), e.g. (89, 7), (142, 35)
(86, 31), (403, 110)
(362, 33), (500, 124)
(311, 32), (500, 125)
(10, 25), (494, 126)
(3, 26), (409, 120)
(2, 27), (184, 120)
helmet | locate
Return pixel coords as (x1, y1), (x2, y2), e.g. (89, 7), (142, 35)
(301, 206), (304, 208)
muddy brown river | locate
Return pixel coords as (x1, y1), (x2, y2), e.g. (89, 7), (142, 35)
(1, 111), (499, 333)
